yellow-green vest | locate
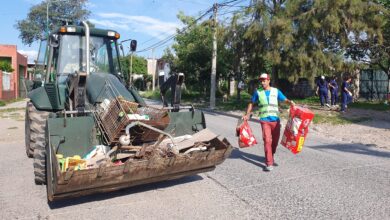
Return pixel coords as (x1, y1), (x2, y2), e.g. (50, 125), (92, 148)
(257, 87), (279, 118)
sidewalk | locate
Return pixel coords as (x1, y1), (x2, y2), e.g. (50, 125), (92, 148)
(0, 99), (27, 110)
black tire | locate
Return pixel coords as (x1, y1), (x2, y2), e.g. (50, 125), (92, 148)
(25, 102), (33, 158)
(28, 104), (49, 185)
(33, 144), (46, 184)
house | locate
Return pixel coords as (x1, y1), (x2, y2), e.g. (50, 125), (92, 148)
(0, 44), (28, 100)
(146, 58), (157, 90)
(156, 59), (170, 87)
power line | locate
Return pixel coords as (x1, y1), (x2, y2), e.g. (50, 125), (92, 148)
(176, 0), (210, 5)
(139, 6), (211, 45)
(136, 6), (214, 53)
(218, 0), (245, 6)
(137, 4), (215, 53)
(217, 0), (254, 17)
(136, 0), (250, 54)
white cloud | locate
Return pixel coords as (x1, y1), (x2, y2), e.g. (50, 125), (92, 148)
(18, 50), (38, 63)
(90, 13), (182, 40)
(89, 19), (130, 31)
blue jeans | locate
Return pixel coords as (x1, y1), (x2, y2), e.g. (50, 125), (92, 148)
(341, 92), (352, 111)
(331, 90), (338, 105)
(319, 90), (329, 106)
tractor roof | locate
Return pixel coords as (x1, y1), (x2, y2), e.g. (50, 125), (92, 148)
(51, 25), (120, 39)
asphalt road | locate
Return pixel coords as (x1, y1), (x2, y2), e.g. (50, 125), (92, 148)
(0, 109), (389, 219)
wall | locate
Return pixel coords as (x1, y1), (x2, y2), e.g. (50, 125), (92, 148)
(0, 44), (27, 100)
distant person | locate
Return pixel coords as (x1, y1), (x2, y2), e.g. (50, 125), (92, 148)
(237, 80), (245, 100)
(316, 76), (330, 108)
(340, 75), (353, 113)
(238, 80), (245, 92)
(243, 73), (295, 172)
(329, 75), (339, 106)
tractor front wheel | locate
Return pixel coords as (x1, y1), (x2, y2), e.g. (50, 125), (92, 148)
(28, 103), (49, 184)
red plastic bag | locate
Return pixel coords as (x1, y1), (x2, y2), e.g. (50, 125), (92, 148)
(237, 120), (257, 148)
(281, 105), (314, 154)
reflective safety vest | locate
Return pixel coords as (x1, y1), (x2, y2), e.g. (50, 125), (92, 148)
(257, 87), (279, 118)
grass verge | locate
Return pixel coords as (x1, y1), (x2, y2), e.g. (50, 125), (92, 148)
(0, 98), (25, 107)
(312, 113), (371, 125)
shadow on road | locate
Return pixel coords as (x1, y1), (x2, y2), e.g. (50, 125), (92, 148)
(229, 148), (266, 169)
(48, 175), (203, 209)
(310, 143), (390, 158)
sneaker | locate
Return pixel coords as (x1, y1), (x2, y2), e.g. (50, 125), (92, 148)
(264, 165), (273, 171)
(273, 160), (278, 167)
(325, 103), (330, 107)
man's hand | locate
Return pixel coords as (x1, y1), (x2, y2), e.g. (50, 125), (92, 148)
(286, 99), (295, 107)
(242, 114), (250, 121)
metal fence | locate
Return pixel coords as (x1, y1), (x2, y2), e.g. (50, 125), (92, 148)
(360, 69), (389, 100)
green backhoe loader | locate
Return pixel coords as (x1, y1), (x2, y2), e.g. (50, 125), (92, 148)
(25, 21), (232, 201)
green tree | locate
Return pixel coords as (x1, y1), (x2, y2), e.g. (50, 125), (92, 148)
(0, 60), (14, 72)
(345, 0), (389, 78)
(15, 0), (90, 45)
(172, 11), (233, 96)
(120, 54), (147, 83)
(242, 0), (385, 86)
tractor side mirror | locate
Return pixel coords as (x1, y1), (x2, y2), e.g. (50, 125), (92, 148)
(130, 40), (137, 52)
(49, 34), (59, 47)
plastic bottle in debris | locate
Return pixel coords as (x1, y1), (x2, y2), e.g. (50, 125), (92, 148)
(56, 154), (65, 172)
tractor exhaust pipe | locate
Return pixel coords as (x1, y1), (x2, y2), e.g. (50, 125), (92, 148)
(81, 21), (90, 75)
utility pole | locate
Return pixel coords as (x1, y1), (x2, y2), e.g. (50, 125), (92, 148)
(210, 3), (218, 109)
(152, 48), (155, 91)
(46, 1), (49, 37)
(129, 52), (133, 85)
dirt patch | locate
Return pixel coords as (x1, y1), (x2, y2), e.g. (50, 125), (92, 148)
(310, 108), (390, 150)
(0, 118), (24, 143)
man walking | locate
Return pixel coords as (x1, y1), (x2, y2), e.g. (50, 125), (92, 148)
(340, 75), (353, 113)
(329, 75), (339, 106)
(243, 73), (295, 171)
(316, 76), (330, 108)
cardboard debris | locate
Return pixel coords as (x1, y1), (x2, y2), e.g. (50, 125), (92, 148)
(159, 128), (218, 152)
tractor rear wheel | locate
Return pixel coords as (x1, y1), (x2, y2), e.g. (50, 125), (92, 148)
(28, 104), (49, 184)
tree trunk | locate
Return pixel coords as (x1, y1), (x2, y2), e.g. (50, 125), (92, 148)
(353, 69), (360, 101)
(387, 67), (390, 102)
(272, 66), (279, 87)
(229, 77), (235, 96)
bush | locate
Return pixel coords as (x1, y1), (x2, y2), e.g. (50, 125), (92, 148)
(278, 78), (293, 96)
(141, 90), (160, 100)
(133, 78), (145, 91)
(182, 90), (201, 101)
(0, 61), (14, 72)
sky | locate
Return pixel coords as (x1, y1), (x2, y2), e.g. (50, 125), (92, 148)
(0, 0), (231, 63)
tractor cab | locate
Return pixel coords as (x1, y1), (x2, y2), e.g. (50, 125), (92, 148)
(29, 22), (144, 111)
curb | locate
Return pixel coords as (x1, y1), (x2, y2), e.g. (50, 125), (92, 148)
(198, 107), (262, 123)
